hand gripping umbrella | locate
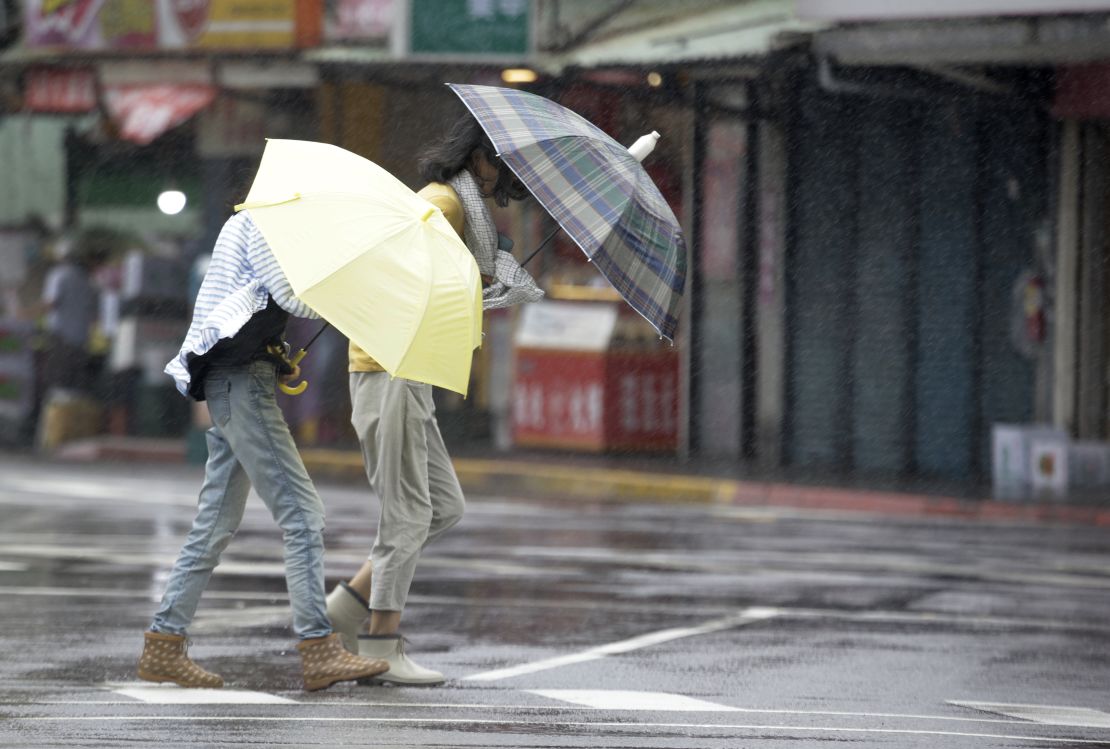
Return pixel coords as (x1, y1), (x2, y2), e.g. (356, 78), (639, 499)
(447, 83), (687, 341)
(235, 139), (483, 397)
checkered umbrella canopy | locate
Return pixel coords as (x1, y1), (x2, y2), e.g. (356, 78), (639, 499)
(448, 83), (687, 341)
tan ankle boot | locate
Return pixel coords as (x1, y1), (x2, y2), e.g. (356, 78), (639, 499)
(137, 631), (224, 688)
(297, 633), (388, 691)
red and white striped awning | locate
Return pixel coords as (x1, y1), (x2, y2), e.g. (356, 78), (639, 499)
(102, 83), (217, 145)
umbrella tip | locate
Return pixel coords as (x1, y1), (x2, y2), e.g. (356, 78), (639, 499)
(421, 207), (436, 222)
(628, 131), (661, 162)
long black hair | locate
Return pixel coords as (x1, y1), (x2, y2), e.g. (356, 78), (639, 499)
(418, 113), (528, 207)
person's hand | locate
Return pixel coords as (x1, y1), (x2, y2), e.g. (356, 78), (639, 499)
(280, 363), (301, 384)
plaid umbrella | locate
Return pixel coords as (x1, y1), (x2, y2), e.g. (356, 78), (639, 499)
(448, 83), (687, 341)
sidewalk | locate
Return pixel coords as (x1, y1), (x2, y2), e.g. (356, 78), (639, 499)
(50, 435), (1110, 526)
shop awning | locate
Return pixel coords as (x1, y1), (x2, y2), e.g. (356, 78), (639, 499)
(549, 0), (821, 69)
(815, 13), (1110, 66)
(102, 83), (217, 145)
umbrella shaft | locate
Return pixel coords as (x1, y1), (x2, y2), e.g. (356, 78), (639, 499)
(302, 322), (331, 351)
(522, 226), (562, 268)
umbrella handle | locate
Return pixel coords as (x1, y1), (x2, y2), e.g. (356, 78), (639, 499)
(277, 348), (309, 396)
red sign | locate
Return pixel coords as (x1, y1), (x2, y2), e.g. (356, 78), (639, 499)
(25, 0), (106, 46)
(168, 0), (212, 43)
(514, 351), (607, 450)
(512, 349), (679, 452)
(24, 68), (98, 113)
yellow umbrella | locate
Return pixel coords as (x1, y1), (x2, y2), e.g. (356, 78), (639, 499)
(235, 139), (482, 396)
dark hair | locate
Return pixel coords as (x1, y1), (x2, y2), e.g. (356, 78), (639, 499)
(418, 113), (528, 207)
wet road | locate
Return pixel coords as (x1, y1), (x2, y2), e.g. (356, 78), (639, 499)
(1, 455), (1109, 747)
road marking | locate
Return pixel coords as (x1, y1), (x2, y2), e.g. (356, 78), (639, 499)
(529, 689), (740, 712)
(0, 698), (1036, 725)
(111, 684), (296, 705)
(462, 607), (780, 682)
(0, 562), (29, 571)
(950, 701), (1110, 729)
(10, 715), (1110, 743)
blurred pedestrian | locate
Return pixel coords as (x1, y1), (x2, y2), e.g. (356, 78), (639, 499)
(137, 209), (389, 691)
(38, 235), (100, 394)
(326, 112), (543, 685)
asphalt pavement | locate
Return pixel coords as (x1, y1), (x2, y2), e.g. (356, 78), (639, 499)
(2, 455), (1109, 747)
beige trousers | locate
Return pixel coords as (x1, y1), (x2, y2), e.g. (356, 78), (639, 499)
(349, 371), (465, 612)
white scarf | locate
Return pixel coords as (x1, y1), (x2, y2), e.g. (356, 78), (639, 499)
(449, 170), (498, 277)
(448, 170), (544, 311)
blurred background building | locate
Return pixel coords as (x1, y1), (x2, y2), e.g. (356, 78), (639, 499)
(1, 0), (1109, 497)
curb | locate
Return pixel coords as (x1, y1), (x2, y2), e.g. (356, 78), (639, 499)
(299, 450), (1110, 527)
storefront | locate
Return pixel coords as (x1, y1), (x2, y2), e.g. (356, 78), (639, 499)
(790, 1), (1110, 480)
(1, 0), (326, 446)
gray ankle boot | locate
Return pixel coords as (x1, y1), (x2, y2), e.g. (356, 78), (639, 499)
(325, 582), (369, 652)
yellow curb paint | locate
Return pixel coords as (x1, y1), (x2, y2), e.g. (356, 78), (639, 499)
(298, 450), (737, 506)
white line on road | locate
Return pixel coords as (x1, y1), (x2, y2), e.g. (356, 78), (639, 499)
(111, 684), (296, 705)
(10, 715), (1109, 744)
(529, 689), (741, 712)
(461, 607), (781, 682)
(949, 701), (1110, 729)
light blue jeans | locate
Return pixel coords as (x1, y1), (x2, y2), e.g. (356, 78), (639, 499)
(151, 361), (331, 640)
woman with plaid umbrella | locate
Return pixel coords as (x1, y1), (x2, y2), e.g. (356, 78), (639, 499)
(325, 112), (543, 685)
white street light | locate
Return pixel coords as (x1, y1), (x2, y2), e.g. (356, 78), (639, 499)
(157, 190), (187, 215)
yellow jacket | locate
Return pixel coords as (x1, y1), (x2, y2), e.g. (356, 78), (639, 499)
(348, 182), (465, 372)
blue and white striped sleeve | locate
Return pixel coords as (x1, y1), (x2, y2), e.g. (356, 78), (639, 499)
(240, 211), (319, 320)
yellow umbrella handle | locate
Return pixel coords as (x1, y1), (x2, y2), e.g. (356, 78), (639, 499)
(278, 348), (309, 396)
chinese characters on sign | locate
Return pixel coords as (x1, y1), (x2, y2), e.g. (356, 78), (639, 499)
(512, 350), (678, 452)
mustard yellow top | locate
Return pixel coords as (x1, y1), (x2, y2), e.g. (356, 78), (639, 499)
(349, 182), (466, 372)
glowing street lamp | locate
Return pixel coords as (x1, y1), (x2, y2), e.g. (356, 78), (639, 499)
(157, 189), (187, 215)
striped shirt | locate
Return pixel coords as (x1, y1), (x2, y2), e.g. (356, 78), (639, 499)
(165, 211), (318, 397)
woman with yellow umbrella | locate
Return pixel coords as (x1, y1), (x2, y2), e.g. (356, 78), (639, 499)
(140, 207), (392, 692)
(324, 112), (543, 685)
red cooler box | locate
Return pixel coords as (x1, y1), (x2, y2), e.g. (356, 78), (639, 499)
(511, 300), (678, 452)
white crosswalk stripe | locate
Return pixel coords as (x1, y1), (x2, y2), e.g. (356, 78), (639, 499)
(949, 701), (1110, 729)
(529, 689), (740, 712)
(111, 684), (297, 705)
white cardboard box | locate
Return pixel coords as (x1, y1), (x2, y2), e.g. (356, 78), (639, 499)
(991, 423), (1067, 500)
(1029, 435), (1070, 500)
